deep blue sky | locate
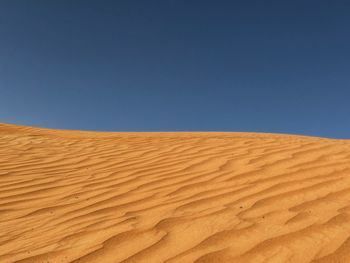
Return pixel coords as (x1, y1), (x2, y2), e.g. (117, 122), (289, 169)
(1, 1), (349, 138)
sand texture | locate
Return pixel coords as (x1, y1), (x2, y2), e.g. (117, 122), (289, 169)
(1, 123), (350, 263)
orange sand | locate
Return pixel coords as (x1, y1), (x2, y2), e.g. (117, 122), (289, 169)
(1, 123), (350, 263)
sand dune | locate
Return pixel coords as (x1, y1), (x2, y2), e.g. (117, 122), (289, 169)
(1, 123), (350, 263)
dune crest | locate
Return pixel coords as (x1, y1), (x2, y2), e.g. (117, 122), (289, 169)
(1, 123), (350, 262)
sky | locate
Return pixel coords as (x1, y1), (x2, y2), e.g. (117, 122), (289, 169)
(0, 1), (349, 138)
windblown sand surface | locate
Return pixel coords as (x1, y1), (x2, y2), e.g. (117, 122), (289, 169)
(1, 124), (350, 263)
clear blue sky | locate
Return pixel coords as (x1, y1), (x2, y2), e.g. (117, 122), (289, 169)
(1, 1), (349, 138)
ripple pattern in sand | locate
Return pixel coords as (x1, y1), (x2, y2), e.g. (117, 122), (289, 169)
(1, 124), (350, 262)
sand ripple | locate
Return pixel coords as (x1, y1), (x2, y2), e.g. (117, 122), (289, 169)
(1, 124), (350, 262)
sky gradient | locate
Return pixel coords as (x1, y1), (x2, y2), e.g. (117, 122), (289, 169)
(1, 1), (349, 138)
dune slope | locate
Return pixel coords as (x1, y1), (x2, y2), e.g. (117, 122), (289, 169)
(1, 123), (350, 263)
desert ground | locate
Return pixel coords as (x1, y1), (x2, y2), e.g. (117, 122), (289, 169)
(1, 123), (350, 262)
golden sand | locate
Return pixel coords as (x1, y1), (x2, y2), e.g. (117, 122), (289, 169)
(1, 123), (350, 262)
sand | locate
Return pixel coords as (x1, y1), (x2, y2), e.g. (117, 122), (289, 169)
(1, 123), (350, 263)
